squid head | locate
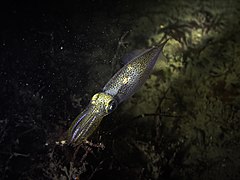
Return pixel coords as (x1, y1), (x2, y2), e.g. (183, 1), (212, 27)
(68, 93), (117, 146)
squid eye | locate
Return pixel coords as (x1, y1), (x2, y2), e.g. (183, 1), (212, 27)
(107, 100), (118, 113)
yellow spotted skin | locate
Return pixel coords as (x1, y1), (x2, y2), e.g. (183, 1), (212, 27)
(67, 40), (168, 146)
(103, 44), (165, 103)
(91, 93), (114, 114)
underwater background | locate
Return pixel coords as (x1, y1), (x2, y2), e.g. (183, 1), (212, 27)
(1, 0), (240, 179)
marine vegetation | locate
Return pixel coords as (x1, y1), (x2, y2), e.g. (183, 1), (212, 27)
(1, 0), (240, 180)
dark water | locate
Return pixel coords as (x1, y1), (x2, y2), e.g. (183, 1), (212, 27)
(1, 0), (240, 179)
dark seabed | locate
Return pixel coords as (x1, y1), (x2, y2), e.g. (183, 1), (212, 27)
(1, 0), (240, 179)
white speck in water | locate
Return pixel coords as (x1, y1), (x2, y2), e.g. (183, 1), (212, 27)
(60, 46), (63, 50)
(61, 140), (66, 145)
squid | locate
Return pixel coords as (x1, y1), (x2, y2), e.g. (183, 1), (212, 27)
(67, 40), (168, 146)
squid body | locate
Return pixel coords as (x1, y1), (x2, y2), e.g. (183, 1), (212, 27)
(68, 40), (168, 146)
